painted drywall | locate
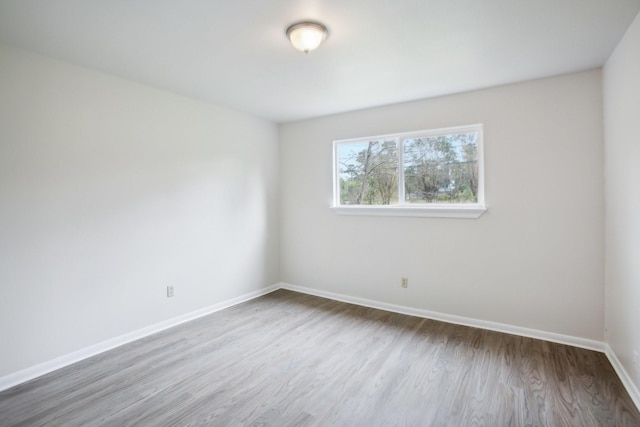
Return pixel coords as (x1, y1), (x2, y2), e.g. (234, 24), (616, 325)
(0, 44), (279, 377)
(604, 10), (640, 391)
(279, 70), (604, 341)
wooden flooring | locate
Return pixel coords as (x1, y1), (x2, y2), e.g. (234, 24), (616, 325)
(1, 289), (639, 426)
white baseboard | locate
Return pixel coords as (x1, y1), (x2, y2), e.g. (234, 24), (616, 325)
(280, 283), (640, 411)
(279, 283), (605, 352)
(0, 284), (280, 392)
(605, 344), (640, 410)
(4, 282), (638, 413)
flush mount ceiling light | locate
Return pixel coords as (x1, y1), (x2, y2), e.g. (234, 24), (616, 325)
(286, 21), (328, 54)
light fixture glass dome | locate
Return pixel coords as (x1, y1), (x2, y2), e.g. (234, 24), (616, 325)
(286, 21), (328, 54)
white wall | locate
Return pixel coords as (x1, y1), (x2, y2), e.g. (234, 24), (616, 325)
(280, 70), (604, 341)
(604, 11), (640, 391)
(0, 44), (279, 377)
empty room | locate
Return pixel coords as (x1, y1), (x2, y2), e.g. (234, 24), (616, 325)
(1, 0), (640, 425)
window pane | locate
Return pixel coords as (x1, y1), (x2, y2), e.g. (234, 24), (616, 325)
(403, 132), (478, 204)
(337, 139), (398, 205)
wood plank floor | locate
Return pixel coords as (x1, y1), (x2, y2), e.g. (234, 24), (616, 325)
(1, 289), (639, 426)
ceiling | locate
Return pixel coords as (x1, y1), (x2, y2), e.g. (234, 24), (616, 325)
(0, 1), (639, 123)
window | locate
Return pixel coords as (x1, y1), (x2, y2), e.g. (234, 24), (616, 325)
(332, 124), (485, 218)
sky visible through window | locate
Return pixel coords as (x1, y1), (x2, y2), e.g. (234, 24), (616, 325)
(337, 131), (478, 206)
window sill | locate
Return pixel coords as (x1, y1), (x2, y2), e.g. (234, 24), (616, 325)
(330, 205), (487, 219)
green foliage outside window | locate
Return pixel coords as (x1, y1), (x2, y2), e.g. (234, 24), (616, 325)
(337, 131), (478, 206)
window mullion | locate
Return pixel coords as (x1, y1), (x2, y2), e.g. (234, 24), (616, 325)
(397, 138), (405, 206)
(332, 140), (340, 206)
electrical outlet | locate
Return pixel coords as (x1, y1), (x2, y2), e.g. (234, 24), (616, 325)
(401, 277), (409, 288)
(167, 285), (174, 298)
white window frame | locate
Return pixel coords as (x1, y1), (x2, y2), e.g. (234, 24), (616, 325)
(331, 124), (486, 218)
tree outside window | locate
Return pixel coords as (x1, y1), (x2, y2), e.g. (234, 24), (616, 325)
(335, 126), (481, 207)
